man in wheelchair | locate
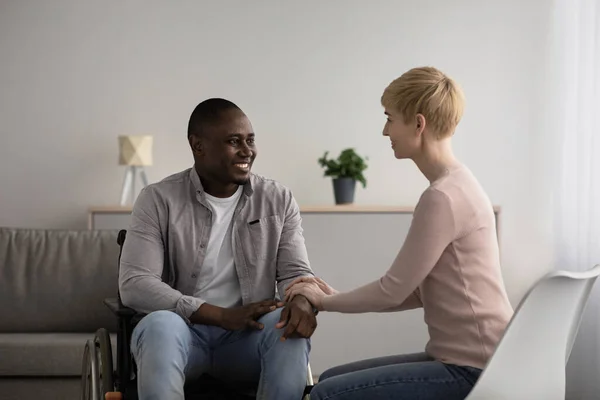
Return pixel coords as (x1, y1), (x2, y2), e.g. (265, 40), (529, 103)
(118, 98), (317, 399)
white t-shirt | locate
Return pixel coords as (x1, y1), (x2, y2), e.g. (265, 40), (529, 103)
(194, 186), (243, 308)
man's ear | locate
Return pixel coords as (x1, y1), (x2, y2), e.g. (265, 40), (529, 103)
(188, 134), (204, 155)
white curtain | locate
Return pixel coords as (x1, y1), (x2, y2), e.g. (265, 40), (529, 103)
(550, 0), (600, 398)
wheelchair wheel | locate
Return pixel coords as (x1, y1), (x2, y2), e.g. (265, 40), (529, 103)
(81, 339), (98, 400)
(81, 328), (115, 400)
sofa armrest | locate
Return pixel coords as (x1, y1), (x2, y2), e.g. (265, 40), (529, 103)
(104, 298), (138, 317)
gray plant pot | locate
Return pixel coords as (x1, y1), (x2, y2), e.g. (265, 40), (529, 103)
(332, 178), (356, 205)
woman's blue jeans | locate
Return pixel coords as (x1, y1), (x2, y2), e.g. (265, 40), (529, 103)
(310, 352), (481, 400)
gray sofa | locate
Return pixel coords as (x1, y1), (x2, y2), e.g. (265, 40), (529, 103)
(0, 227), (121, 400)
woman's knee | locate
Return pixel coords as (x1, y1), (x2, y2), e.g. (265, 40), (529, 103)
(318, 366), (340, 382)
(318, 362), (357, 382)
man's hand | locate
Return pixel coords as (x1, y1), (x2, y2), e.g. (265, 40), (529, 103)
(220, 300), (284, 331)
(275, 295), (317, 341)
(191, 300), (283, 331)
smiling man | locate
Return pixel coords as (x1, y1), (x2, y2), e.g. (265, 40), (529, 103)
(118, 98), (316, 400)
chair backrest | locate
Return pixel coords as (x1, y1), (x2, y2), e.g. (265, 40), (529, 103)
(466, 264), (600, 400)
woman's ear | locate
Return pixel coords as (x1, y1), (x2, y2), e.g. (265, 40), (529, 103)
(415, 114), (426, 136)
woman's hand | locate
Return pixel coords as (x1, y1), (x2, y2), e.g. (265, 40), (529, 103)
(284, 276), (338, 311)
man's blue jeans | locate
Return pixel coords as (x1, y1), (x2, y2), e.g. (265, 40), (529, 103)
(310, 352), (481, 400)
(130, 308), (310, 400)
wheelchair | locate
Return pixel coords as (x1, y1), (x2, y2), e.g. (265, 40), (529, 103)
(81, 229), (314, 400)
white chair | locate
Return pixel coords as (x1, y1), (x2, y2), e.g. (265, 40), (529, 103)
(466, 264), (600, 400)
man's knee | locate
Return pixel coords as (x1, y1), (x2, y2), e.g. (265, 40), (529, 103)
(259, 307), (284, 327)
(132, 310), (190, 351)
(258, 308), (288, 341)
(258, 308), (311, 352)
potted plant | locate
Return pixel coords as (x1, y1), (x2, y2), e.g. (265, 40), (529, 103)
(318, 148), (368, 205)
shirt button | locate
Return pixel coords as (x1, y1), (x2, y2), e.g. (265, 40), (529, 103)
(200, 243), (206, 248)
(191, 274), (197, 278)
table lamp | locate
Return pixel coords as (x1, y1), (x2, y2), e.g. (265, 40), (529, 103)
(118, 135), (153, 206)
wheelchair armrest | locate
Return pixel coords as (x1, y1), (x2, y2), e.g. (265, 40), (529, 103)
(104, 298), (138, 317)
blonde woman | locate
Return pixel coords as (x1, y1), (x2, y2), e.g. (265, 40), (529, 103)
(286, 67), (514, 400)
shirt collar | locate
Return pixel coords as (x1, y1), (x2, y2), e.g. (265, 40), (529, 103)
(190, 166), (254, 199)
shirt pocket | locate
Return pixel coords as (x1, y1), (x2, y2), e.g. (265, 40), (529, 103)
(247, 215), (282, 261)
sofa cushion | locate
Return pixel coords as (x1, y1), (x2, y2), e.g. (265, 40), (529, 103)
(0, 377), (81, 400)
(0, 228), (120, 333)
(0, 333), (116, 376)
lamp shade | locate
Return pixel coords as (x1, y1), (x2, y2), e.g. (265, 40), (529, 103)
(118, 135), (153, 166)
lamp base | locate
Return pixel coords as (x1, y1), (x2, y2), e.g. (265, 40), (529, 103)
(120, 166), (149, 206)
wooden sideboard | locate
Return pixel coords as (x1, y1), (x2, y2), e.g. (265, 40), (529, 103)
(88, 204), (501, 375)
(88, 205), (501, 233)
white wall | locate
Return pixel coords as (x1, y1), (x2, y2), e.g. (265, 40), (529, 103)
(0, 1), (553, 307)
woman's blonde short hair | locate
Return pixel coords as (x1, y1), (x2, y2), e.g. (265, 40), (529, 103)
(381, 66), (465, 138)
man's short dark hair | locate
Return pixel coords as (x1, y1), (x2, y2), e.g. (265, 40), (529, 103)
(187, 98), (241, 138)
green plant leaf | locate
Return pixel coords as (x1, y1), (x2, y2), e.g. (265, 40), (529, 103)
(317, 147), (368, 187)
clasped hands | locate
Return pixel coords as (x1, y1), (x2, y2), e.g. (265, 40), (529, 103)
(219, 295), (316, 341)
(218, 276), (337, 341)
